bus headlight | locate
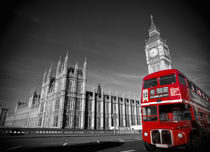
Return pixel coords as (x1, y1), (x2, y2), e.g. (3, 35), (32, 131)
(144, 132), (148, 137)
(178, 133), (183, 138)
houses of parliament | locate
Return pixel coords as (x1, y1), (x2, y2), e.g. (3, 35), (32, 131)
(5, 16), (171, 130)
(5, 54), (141, 129)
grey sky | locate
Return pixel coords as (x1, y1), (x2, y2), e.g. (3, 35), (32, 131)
(0, 0), (209, 111)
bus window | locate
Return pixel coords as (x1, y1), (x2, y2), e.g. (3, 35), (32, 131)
(187, 80), (192, 89)
(143, 78), (158, 89)
(159, 74), (176, 86)
(143, 106), (157, 121)
(207, 115), (210, 124)
(194, 110), (198, 121)
(199, 112), (204, 120)
(159, 104), (191, 122)
(178, 74), (186, 86)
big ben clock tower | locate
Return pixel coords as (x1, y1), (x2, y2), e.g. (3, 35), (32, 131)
(145, 15), (172, 74)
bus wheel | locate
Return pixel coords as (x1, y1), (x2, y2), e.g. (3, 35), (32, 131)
(187, 135), (200, 152)
(144, 141), (155, 151)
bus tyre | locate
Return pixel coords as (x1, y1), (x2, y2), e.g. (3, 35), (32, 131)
(187, 134), (200, 152)
(144, 141), (155, 151)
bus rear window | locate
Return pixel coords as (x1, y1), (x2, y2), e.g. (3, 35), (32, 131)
(160, 74), (176, 85)
(144, 78), (158, 89)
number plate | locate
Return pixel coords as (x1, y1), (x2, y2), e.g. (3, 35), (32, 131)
(156, 144), (168, 148)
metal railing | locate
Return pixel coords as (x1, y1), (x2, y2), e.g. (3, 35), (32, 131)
(0, 127), (140, 136)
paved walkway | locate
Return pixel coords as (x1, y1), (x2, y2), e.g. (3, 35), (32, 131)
(0, 133), (142, 151)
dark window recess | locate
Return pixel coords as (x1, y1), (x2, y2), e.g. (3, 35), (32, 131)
(178, 75), (186, 86)
(160, 74), (176, 85)
(143, 106), (158, 121)
(144, 78), (158, 88)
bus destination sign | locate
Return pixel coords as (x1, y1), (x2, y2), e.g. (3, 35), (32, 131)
(150, 87), (169, 99)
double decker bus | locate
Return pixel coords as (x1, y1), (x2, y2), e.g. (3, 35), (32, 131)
(141, 69), (210, 151)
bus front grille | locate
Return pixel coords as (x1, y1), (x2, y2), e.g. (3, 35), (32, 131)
(151, 130), (172, 145)
(152, 130), (161, 144)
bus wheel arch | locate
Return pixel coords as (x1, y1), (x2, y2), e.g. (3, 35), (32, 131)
(187, 131), (201, 152)
(144, 141), (156, 151)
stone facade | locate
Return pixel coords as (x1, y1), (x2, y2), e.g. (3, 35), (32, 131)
(85, 85), (141, 130)
(0, 106), (8, 126)
(5, 52), (141, 129)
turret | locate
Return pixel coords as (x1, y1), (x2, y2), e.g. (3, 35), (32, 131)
(74, 61), (79, 76)
(97, 84), (102, 97)
(83, 57), (87, 80)
(64, 51), (69, 74)
(47, 64), (52, 82)
(42, 70), (47, 85)
(56, 56), (61, 76)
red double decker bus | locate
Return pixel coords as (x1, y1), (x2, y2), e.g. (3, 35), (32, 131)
(141, 69), (210, 151)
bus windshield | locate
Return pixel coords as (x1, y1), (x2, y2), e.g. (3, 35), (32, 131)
(143, 78), (158, 89)
(159, 74), (176, 85)
(143, 106), (158, 121)
(159, 104), (191, 122)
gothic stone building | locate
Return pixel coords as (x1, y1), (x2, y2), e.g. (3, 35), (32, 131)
(85, 85), (141, 130)
(5, 52), (141, 129)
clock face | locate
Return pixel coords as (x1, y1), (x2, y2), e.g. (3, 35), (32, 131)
(149, 48), (158, 57)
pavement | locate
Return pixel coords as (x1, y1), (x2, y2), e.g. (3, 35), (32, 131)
(0, 133), (142, 152)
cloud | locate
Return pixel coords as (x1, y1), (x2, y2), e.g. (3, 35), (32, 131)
(174, 56), (210, 94)
(0, 66), (41, 81)
(114, 72), (145, 79)
(16, 10), (41, 23)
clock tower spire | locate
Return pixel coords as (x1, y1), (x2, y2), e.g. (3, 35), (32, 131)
(145, 15), (172, 74)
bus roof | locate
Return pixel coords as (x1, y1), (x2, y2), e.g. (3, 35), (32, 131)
(143, 69), (184, 81)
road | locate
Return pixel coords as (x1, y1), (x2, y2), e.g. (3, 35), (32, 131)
(0, 134), (208, 152)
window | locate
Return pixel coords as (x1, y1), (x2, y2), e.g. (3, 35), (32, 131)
(207, 115), (210, 124)
(68, 80), (73, 90)
(200, 112), (204, 120)
(194, 110), (198, 121)
(76, 99), (82, 111)
(55, 99), (60, 110)
(160, 74), (176, 85)
(77, 81), (82, 93)
(187, 80), (193, 90)
(40, 102), (44, 112)
(159, 104), (191, 122)
(143, 106), (157, 121)
(53, 115), (59, 127)
(89, 101), (93, 112)
(75, 116), (80, 128)
(178, 75), (186, 85)
(38, 117), (42, 126)
(144, 78), (158, 89)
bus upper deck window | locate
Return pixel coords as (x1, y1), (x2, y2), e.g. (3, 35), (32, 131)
(178, 74), (186, 86)
(143, 78), (158, 89)
(160, 74), (176, 85)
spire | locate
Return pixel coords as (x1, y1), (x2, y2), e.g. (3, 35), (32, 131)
(97, 83), (102, 97)
(75, 61), (79, 70)
(64, 50), (69, 69)
(47, 64), (52, 81)
(56, 56), (61, 76)
(83, 57), (87, 79)
(148, 15), (160, 39)
(150, 14), (157, 30)
(42, 70), (47, 84)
